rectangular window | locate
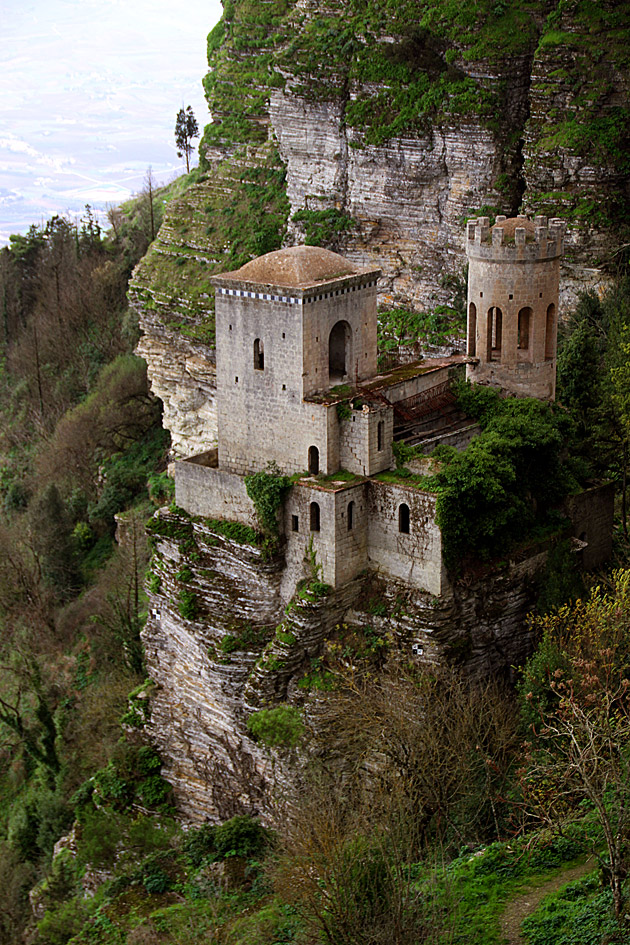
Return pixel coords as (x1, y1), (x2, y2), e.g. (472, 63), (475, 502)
(291, 515), (299, 532)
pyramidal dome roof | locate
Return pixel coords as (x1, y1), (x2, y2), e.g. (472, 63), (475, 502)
(214, 245), (365, 288)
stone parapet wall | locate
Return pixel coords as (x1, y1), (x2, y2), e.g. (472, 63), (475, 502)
(174, 459), (258, 529)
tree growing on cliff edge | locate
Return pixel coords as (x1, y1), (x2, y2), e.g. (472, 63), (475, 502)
(174, 106), (199, 174)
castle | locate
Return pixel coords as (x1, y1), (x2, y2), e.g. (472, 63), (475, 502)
(173, 215), (611, 599)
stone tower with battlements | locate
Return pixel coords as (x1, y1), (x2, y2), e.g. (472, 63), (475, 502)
(465, 215), (565, 401)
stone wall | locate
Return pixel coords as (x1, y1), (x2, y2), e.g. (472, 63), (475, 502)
(174, 458), (258, 528)
(339, 405), (393, 477)
(367, 481), (446, 596)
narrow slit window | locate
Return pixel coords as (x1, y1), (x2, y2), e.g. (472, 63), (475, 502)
(377, 420), (384, 452)
(545, 303), (556, 361)
(518, 307), (531, 350)
(291, 515), (299, 532)
(468, 302), (477, 357)
(347, 501), (354, 531)
(398, 503), (410, 534)
(253, 338), (264, 370)
(310, 502), (320, 532)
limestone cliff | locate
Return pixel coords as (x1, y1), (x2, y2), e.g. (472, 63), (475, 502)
(129, 0), (628, 456)
(142, 507), (555, 822)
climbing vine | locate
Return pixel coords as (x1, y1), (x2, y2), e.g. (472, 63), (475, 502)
(244, 464), (292, 536)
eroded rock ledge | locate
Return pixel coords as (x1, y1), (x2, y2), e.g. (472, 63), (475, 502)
(142, 507), (548, 824)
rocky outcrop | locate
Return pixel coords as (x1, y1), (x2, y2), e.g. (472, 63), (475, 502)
(134, 311), (216, 458)
(142, 507), (547, 823)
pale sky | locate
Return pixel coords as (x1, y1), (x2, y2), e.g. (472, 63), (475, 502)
(0, 0), (224, 244)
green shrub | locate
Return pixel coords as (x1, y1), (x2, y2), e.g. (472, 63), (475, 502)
(37, 898), (88, 945)
(247, 705), (304, 748)
(206, 518), (260, 544)
(78, 808), (123, 868)
(175, 565), (194, 583)
(435, 391), (579, 569)
(213, 815), (272, 859)
(178, 588), (198, 620)
(182, 824), (217, 868)
(138, 774), (171, 809)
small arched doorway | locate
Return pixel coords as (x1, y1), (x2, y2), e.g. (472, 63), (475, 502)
(329, 320), (351, 385)
(308, 446), (319, 475)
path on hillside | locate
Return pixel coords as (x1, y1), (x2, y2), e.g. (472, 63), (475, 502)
(500, 858), (595, 944)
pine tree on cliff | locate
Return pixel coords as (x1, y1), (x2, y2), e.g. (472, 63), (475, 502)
(174, 106), (199, 174)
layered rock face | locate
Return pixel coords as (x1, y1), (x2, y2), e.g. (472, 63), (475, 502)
(130, 0), (628, 455)
(143, 508), (547, 822)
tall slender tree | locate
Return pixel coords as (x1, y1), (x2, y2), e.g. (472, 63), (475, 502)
(174, 106), (199, 173)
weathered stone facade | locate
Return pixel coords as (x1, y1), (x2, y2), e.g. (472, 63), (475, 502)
(466, 214), (563, 401)
(144, 240), (613, 825)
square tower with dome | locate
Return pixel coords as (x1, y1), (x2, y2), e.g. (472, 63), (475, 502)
(211, 246), (381, 477)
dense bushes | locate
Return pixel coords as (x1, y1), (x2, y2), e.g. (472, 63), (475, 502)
(435, 385), (579, 569)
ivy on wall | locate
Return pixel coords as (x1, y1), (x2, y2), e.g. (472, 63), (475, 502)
(245, 464), (292, 537)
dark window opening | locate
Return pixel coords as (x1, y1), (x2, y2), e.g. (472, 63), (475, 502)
(399, 503), (410, 534)
(347, 501), (354, 531)
(329, 320), (351, 384)
(254, 338), (264, 370)
(291, 515), (299, 532)
(468, 302), (477, 357)
(308, 446), (319, 475)
(545, 303), (556, 361)
(487, 307), (502, 361)
(377, 420), (384, 452)
(518, 307), (531, 350)
(310, 502), (320, 532)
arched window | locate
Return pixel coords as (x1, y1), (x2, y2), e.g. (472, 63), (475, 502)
(310, 502), (320, 532)
(518, 307), (531, 350)
(308, 446), (319, 475)
(329, 320), (351, 384)
(486, 307), (502, 361)
(467, 302), (477, 357)
(347, 501), (354, 531)
(377, 420), (384, 452)
(253, 338), (264, 370)
(398, 503), (410, 534)
(545, 303), (555, 361)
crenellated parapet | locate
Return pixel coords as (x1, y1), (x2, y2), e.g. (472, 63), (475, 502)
(466, 215), (565, 263)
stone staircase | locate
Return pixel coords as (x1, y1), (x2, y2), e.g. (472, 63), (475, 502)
(393, 385), (479, 452)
